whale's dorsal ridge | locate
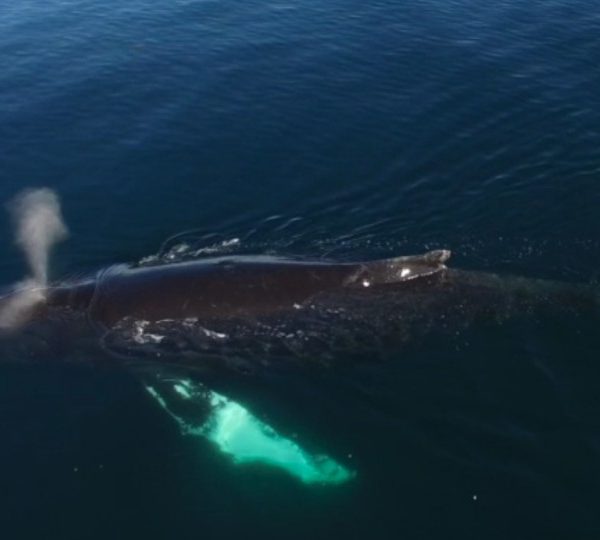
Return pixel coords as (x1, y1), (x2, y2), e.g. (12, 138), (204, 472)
(348, 249), (451, 287)
(420, 249), (451, 265)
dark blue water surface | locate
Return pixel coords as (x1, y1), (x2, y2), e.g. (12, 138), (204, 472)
(1, 1), (600, 538)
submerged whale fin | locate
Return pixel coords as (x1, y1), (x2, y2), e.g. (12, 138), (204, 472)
(348, 249), (451, 286)
(138, 367), (355, 485)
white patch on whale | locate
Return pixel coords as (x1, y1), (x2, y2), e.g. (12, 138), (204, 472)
(132, 320), (165, 344)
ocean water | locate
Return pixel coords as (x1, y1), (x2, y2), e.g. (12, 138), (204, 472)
(1, 0), (600, 538)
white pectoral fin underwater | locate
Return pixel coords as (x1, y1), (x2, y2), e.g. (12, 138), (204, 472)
(142, 370), (355, 485)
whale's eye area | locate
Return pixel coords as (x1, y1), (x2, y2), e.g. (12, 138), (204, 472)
(144, 377), (355, 485)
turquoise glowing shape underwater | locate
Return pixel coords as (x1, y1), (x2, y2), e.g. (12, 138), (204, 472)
(203, 391), (354, 484)
(145, 379), (355, 485)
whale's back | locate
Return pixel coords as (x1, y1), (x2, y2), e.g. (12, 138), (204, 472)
(84, 250), (451, 327)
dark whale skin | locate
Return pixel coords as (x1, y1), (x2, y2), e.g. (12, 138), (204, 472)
(46, 250), (451, 328)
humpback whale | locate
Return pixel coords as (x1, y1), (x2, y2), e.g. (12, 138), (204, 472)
(0, 189), (597, 485)
(32, 245), (594, 375)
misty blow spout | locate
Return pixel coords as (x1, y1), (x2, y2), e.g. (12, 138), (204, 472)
(0, 189), (68, 330)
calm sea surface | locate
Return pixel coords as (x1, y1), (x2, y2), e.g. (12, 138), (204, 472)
(1, 1), (600, 538)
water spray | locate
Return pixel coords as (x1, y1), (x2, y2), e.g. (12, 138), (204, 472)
(0, 188), (68, 330)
